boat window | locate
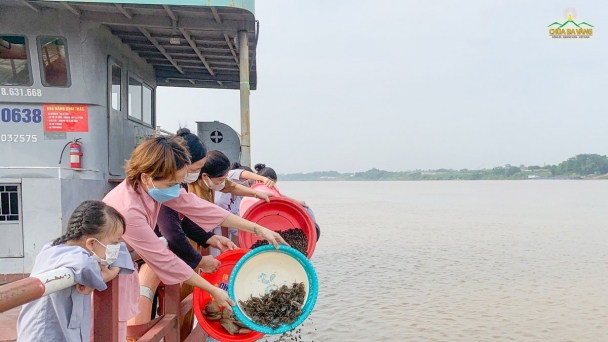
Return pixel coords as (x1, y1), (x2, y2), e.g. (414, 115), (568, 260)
(38, 36), (70, 87)
(128, 75), (154, 126)
(142, 84), (153, 125)
(111, 64), (121, 111)
(0, 35), (32, 86)
(128, 76), (142, 121)
(0, 185), (20, 222)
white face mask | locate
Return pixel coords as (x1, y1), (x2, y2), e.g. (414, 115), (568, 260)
(184, 172), (200, 184)
(91, 239), (121, 266)
(204, 175), (225, 191)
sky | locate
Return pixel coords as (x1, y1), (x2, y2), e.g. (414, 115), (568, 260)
(157, 0), (608, 174)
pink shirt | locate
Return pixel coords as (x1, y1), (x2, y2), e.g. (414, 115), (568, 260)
(102, 180), (229, 321)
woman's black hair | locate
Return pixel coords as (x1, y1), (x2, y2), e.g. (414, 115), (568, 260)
(231, 162), (254, 173)
(230, 161), (242, 170)
(176, 128), (207, 163)
(258, 167), (278, 182)
(201, 150), (231, 178)
(52, 200), (126, 246)
(254, 163), (266, 173)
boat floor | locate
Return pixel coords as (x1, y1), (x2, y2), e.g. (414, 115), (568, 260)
(0, 306), (19, 342)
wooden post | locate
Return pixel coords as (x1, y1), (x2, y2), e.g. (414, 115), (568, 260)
(93, 278), (119, 342)
(238, 30), (251, 167)
(163, 284), (181, 342)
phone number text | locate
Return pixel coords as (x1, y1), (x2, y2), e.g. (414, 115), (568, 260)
(1, 88), (42, 97)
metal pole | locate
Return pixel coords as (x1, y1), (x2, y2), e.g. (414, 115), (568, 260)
(0, 267), (74, 313)
(238, 30), (251, 167)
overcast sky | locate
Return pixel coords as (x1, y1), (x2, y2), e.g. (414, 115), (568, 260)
(157, 0), (608, 174)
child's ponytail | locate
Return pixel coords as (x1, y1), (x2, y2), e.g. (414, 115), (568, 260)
(52, 200), (126, 246)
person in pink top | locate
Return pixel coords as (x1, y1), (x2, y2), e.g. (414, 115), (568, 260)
(102, 135), (287, 341)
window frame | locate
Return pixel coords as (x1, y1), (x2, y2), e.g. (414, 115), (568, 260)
(127, 72), (154, 128)
(142, 82), (154, 126)
(36, 35), (71, 88)
(0, 34), (34, 87)
(110, 62), (122, 112)
(0, 184), (22, 223)
(128, 75), (143, 121)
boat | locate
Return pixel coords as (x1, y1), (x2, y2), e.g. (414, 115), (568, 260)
(0, 1), (260, 340)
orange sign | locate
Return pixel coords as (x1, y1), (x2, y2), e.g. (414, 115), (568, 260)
(44, 104), (88, 132)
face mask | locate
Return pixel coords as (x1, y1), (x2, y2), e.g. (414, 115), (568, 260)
(184, 172), (200, 184)
(91, 239), (121, 266)
(204, 175), (225, 191)
(147, 180), (181, 203)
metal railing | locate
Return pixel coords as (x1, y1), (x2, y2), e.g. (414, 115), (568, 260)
(0, 267), (75, 313)
(0, 267), (206, 342)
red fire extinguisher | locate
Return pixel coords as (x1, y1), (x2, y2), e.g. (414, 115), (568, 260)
(69, 139), (83, 168)
(59, 138), (83, 169)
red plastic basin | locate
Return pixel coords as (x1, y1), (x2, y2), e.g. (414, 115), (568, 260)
(240, 197), (317, 259)
(193, 249), (264, 342)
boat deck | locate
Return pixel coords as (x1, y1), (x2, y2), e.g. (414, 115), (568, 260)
(0, 306), (19, 342)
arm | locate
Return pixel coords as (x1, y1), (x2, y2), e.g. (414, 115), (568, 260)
(181, 216), (236, 252)
(100, 265), (120, 283)
(240, 170), (275, 188)
(184, 271), (234, 308)
(229, 183), (274, 202)
(165, 190), (230, 233)
(166, 190), (288, 248)
(109, 243), (135, 275)
(74, 265), (119, 295)
(157, 205), (204, 269)
(122, 211), (194, 285)
(123, 207), (232, 306)
(67, 252), (109, 292)
(284, 195), (307, 207)
(220, 213), (289, 249)
(180, 217), (215, 247)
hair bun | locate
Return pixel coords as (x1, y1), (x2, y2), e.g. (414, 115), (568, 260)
(176, 127), (191, 136)
(254, 163), (266, 172)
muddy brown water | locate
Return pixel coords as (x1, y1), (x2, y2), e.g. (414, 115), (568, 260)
(262, 181), (608, 341)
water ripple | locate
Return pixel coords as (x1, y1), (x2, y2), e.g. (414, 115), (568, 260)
(264, 181), (608, 341)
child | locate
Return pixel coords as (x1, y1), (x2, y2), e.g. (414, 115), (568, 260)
(16, 200), (133, 342)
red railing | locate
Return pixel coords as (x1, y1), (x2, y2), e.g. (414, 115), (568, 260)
(0, 270), (207, 342)
(0, 267), (75, 313)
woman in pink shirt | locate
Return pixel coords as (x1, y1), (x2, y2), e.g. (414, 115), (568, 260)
(102, 135), (287, 341)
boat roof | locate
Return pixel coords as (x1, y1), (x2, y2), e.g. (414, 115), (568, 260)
(7, 0), (257, 89)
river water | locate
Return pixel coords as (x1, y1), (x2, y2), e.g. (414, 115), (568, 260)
(265, 181), (608, 341)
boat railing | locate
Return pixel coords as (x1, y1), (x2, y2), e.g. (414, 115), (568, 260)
(0, 267), (76, 314)
(155, 126), (173, 136)
(0, 266), (204, 342)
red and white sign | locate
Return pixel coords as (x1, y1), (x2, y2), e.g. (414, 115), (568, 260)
(44, 104), (88, 132)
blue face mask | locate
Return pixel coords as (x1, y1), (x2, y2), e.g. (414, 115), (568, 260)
(147, 180), (181, 203)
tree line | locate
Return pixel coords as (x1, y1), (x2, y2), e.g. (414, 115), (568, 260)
(280, 154), (608, 181)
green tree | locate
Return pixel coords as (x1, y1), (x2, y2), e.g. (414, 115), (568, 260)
(506, 166), (521, 177)
(492, 166), (505, 175)
(555, 154), (608, 175)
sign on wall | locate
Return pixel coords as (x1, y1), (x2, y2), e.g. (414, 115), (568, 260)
(43, 104), (88, 132)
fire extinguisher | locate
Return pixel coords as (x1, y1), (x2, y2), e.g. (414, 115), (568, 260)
(59, 138), (83, 169)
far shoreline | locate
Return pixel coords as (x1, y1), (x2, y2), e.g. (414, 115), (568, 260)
(282, 178), (606, 181)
